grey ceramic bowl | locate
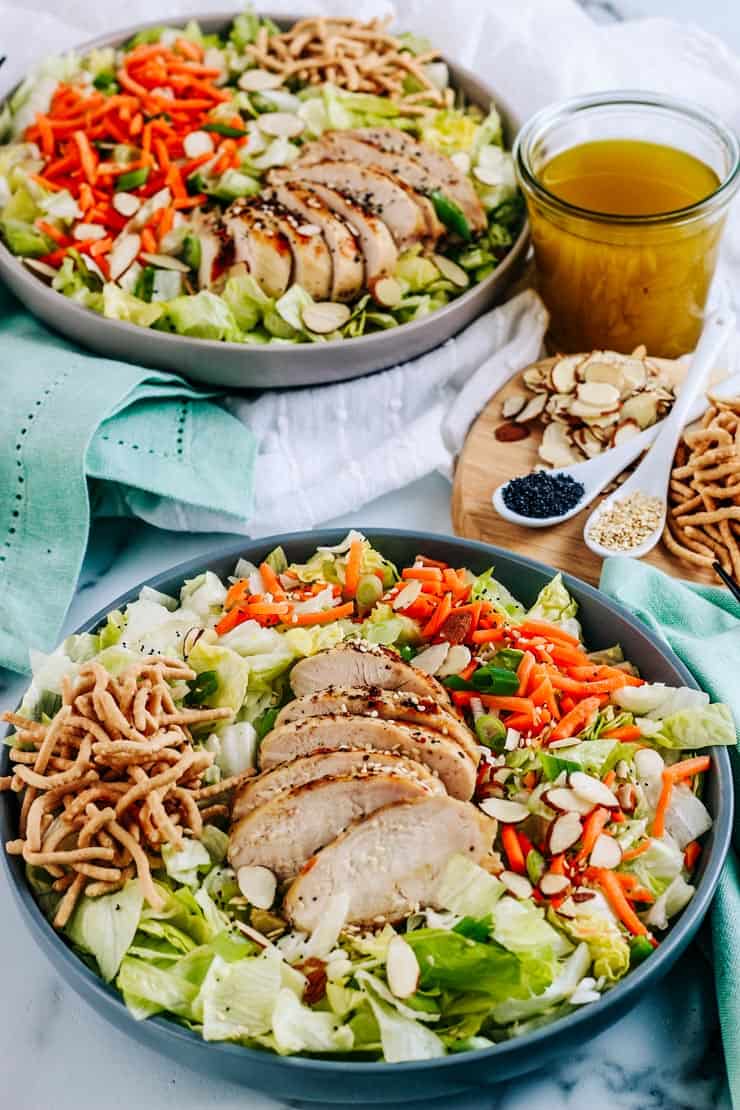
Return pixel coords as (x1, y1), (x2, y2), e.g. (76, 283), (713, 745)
(0, 530), (732, 1103)
(0, 13), (528, 390)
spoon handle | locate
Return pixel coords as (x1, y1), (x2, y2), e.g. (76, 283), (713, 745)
(657, 310), (735, 441)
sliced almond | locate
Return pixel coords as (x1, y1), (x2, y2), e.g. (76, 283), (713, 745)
(432, 254), (469, 288)
(450, 151), (471, 175)
(569, 771), (619, 809)
(523, 366), (549, 392)
(437, 644), (471, 677)
(502, 391), (527, 419)
(258, 111), (304, 138)
(479, 797), (529, 823)
(543, 787), (594, 816)
(139, 252), (191, 272)
(572, 427), (603, 459)
(373, 276), (403, 307)
(576, 381), (621, 408)
(237, 865), (277, 909)
(611, 419), (641, 447)
(108, 233), (141, 281)
(500, 871), (533, 899)
(412, 642), (450, 675)
(619, 357), (648, 392)
(23, 257), (58, 280)
(548, 811), (583, 855)
(551, 357), (579, 394)
(112, 191), (141, 217)
(621, 393), (658, 429)
(539, 422), (580, 467)
(589, 833), (622, 869)
(392, 579), (422, 610)
(386, 935), (420, 999)
(515, 393), (548, 423)
(238, 69), (286, 92)
(581, 360), (626, 391)
(539, 873), (570, 896)
(183, 130), (214, 159)
(555, 896), (579, 918)
(73, 222), (107, 241)
(302, 301), (351, 334)
(297, 223), (322, 237)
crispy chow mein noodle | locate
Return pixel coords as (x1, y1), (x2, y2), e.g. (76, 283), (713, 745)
(0, 656), (252, 928)
(665, 395), (740, 582)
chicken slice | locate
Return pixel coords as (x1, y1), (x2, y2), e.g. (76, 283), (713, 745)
(289, 642), (452, 706)
(298, 134), (445, 241)
(350, 127), (486, 233)
(285, 161), (427, 249)
(268, 171), (397, 281)
(274, 687), (479, 766)
(266, 179), (364, 301)
(255, 199), (333, 300)
(283, 795), (495, 930)
(228, 768), (436, 880)
(223, 200), (292, 298)
(258, 715), (477, 800)
(233, 747), (444, 823)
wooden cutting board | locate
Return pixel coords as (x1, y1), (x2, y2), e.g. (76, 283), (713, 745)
(451, 360), (719, 587)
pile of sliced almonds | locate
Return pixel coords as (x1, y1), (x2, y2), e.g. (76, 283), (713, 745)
(501, 348), (677, 468)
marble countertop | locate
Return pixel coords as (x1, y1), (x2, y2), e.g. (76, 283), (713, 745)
(1, 3), (737, 1109)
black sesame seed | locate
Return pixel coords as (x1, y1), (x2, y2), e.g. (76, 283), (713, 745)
(502, 471), (585, 519)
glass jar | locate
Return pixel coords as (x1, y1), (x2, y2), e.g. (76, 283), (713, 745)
(514, 92), (740, 357)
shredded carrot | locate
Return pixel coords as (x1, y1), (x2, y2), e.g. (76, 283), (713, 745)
(224, 579), (250, 610)
(577, 807), (610, 862)
(548, 672), (629, 696)
(258, 562), (285, 601)
(622, 841), (651, 862)
(684, 841), (702, 871)
(215, 607), (247, 636)
(595, 868), (648, 936)
(666, 755), (711, 781)
(422, 592), (453, 639)
(603, 769), (616, 788)
(290, 602), (355, 627)
(548, 696), (601, 742)
(519, 619), (580, 646)
(471, 627), (505, 645)
(402, 566), (443, 582)
(140, 227), (158, 254)
(505, 713), (534, 733)
(602, 725), (643, 742)
(343, 540), (363, 599)
(35, 220), (69, 246)
(652, 771), (673, 838)
(550, 854), (565, 875)
(501, 824), (526, 875)
(516, 651), (536, 697)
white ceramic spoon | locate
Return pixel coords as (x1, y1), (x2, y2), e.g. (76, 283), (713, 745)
(584, 309), (735, 560)
(492, 368), (740, 530)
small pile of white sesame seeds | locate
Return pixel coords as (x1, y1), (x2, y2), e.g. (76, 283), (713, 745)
(588, 491), (664, 551)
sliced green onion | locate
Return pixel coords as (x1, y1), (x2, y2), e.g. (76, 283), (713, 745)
(475, 714), (507, 750)
(115, 166), (150, 191)
(629, 936), (654, 967)
(471, 665), (520, 696)
(134, 266), (156, 303)
(356, 574), (383, 610)
(202, 122), (249, 138)
(491, 648), (524, 673)
(180, 234), (202, 272)
(255, 706), (279, 741)
(184, 670), (218, 707)
(430, 190), (471, 241)
(93, 71), (119, 94)
(442, 674), (471, 691)
(398, 644), (417, 663)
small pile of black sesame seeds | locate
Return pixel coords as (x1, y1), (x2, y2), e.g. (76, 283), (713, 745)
(502, 471), (585, 519)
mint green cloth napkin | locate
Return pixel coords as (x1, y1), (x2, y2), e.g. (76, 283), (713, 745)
(600, 558), (740, 1105)
(0, 283), (255, 674)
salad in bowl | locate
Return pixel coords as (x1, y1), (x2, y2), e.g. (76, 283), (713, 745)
(1, 532), (733, 1064)
(0, 10), (522, 346)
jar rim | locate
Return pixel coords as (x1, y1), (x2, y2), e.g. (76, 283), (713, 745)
(513, 90), (740, 227)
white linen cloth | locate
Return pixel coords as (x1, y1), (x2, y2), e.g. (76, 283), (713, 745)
(2, 0), (740, 535)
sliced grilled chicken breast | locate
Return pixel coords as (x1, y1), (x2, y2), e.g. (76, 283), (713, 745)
(289, 642), (452, 706)
(287, 161), (427, 249)
(258, 715), (477, 800)
(350, 127), (486, 233)
(298, 134), (445, 241)
(284, 795), (495, 930)
(228, 768), (435, 880)
(268, 171), (397, 281)
(258, 200), (333, 300)
(233, 747), (444, 823)
(266, 180), (364, 301)
(223, 201), (292, 298)
(274, 687), (479, 765)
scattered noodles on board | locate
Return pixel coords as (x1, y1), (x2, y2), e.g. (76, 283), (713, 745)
(0, 657), (253, 928)
(664, 394), (740, 582)
(246, 16), (451, 110)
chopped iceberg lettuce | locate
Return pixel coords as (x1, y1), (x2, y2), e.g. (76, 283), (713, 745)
(527, 573), (581, 639)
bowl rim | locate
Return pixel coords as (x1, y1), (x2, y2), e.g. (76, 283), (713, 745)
(0, 527), (732, 1076)
(0, 10), (529, 361)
